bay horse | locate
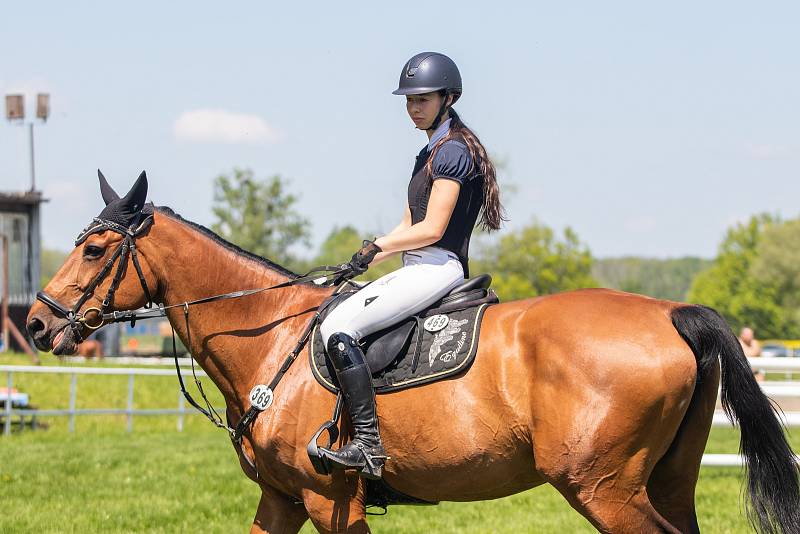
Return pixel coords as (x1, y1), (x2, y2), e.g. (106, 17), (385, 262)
(27, 173), (800, 533)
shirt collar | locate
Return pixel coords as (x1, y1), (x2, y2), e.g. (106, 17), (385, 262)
(427, 118), (452, 151)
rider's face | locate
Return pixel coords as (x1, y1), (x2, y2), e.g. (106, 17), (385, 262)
(406, 92), (445, 130)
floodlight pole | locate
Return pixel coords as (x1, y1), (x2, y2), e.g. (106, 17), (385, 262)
(29, 123), (35, 191)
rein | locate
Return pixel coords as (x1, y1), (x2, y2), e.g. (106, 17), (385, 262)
(36, 211), (355, 445)
(171, 300), (321, 443)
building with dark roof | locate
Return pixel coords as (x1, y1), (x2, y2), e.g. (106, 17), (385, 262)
(1, 190), (45, 352)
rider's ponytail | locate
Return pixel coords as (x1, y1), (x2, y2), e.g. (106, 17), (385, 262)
(425, 107), (507, 231)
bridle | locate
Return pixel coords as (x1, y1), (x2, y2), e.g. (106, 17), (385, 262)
(35, 207), (354, 447)
(36, 211), (156, 343)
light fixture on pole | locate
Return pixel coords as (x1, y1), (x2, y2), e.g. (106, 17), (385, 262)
(5, 95), (24, 120)
(36, 94), (49, 122)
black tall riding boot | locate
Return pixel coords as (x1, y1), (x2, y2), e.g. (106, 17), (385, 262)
(319, 332), (387, 480)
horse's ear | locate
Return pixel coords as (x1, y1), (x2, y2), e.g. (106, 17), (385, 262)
(98, 169), (120, 205)
(120, 170), (148, 212)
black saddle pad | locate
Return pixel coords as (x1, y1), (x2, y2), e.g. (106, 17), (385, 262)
(309, 302), (493, 394)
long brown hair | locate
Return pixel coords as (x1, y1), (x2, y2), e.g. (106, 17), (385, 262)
(425, 106), (506, 231)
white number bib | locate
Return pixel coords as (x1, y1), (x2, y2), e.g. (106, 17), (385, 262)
(249, 385), (274, 411)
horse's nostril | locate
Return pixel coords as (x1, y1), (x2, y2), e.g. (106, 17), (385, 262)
(27, 317), (46, 336)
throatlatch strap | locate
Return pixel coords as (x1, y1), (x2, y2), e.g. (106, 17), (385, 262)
(129, 242), (153, 308)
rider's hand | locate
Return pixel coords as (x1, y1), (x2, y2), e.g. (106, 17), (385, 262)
(347, 239), (382, 275)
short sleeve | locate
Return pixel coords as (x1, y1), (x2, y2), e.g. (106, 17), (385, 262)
(431, 140), (474, 185)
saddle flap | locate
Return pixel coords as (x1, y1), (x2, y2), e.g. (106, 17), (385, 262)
(364, 319), (416, 373)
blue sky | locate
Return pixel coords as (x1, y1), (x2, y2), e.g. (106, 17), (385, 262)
(1, 1), (798, 259)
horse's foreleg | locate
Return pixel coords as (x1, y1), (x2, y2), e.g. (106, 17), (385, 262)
(250, 485), (308, 534)
(302, 477), (370, 534)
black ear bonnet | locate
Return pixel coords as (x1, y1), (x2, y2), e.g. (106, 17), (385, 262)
(75, 170), (154, 245)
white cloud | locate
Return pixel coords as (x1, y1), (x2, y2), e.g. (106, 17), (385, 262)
(744, 143), (796, 160)
(173, 109), (282, 145)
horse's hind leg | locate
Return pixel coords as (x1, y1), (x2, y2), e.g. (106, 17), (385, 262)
(551, 465), (680, 534)
(646, 362), (720, 534)
(540, 422), (684, 532)
(250, 485), (308, 534)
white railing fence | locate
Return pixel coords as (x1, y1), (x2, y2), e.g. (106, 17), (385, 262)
(704, 357), (800, 466)
(2, 358), (800, 467)
(0, 365), (218, 435)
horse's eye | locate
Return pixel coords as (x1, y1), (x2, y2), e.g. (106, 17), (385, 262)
(84, 245), (105, 258)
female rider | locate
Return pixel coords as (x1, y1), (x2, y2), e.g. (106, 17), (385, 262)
(318, 52), (505, 480)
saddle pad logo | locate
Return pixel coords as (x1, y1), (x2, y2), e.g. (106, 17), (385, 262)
(428, 318), (469, 367)
(423, 314), (449, 332)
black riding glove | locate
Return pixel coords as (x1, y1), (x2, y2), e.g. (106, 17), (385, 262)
(347, 239), (382, 275)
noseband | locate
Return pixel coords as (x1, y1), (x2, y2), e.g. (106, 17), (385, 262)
(36, 212), (155, 342)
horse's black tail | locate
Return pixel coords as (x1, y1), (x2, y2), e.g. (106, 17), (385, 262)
(671, 304), (800, 534)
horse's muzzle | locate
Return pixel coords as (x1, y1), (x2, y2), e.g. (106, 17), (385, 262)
(26, 312), (77, 355)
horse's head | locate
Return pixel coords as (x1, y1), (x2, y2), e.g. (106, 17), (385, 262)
(26, 171), (158, 355)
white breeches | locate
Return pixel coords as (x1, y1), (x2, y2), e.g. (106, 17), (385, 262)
(319, 246), (465, 346)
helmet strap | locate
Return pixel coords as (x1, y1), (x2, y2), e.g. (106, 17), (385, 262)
(418, 92), (451, 132)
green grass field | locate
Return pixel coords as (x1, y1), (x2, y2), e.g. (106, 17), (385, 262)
(1, 353), (798, 533)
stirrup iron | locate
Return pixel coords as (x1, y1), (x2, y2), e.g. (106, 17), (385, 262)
(307, 393), (343, 475)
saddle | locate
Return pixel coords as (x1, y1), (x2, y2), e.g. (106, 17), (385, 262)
(307, 274), (499, 509)
(309, 274), (499, 394)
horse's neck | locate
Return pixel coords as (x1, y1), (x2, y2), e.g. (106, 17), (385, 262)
(143, 215), (329, 410)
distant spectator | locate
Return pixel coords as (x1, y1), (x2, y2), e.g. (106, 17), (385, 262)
(95, 324), (121, 356)
(739, 327), (762, 357)
(739, 327), (763, 381)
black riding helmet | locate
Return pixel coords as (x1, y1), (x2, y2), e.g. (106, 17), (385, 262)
(393, 52), (462, 131)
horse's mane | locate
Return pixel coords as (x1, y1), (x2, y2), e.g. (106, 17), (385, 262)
(154, 205), (301, 280)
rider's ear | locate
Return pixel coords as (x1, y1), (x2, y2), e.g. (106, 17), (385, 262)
(98, 169), (120, 205)
(120, 171), (148, 212)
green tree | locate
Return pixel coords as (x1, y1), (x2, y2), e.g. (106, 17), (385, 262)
(592, 256), (712, 301)
(313, 225), (363, 267)
(312, 225), (402, 282)
(475, 220), (597, 301)
(750, 219), (800, 329)
(687, 214), (796, 338)
(40, 248), (68, 287)
(211, 168), (310, 270)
